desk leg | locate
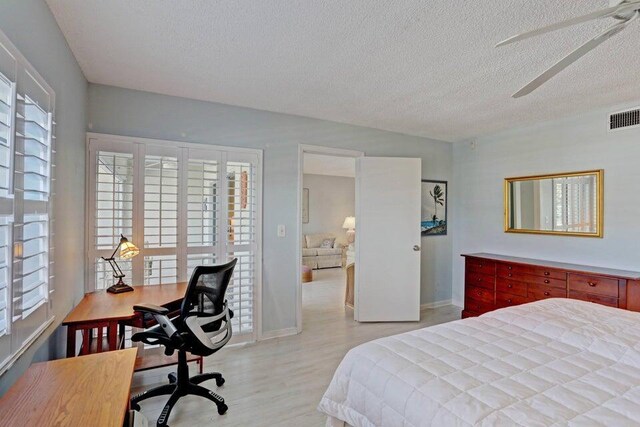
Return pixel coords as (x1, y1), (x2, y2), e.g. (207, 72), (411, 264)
(108, 320), (119, 351)
(66, 325), (77, 357)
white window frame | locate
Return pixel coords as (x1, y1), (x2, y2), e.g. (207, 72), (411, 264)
(85, 133), (263, 342)
(0, 29), (55, 375)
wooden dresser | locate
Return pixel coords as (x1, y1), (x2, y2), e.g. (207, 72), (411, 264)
(462, 253), (640, 318)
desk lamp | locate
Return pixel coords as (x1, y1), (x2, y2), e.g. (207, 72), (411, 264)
(102, 234), (139, 294)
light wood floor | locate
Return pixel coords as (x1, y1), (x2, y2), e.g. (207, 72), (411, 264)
(134, 268), (461, 426)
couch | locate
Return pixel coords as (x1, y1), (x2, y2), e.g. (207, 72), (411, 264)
(302, 233), (343, 269)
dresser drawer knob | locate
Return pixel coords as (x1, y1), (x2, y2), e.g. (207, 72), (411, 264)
(507, 284), (513, 288)
(544, 279), (550, 284)
(588, 281), (597, 287)
(479, 264), (483, 268)
(507, 299), (512, 303)
(544, 272), (550, 276)
(508, 273), (513, 277)
(544, 291), (550, 296)
(508, 266), (512, 270)
(477, 278), (482, 282)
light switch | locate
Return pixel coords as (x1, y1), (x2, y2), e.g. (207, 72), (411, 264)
(277, 224), (286, 237)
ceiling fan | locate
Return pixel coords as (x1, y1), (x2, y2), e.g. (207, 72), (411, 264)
(497, 0), (640, 98)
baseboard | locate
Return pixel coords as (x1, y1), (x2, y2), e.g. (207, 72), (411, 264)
(260, 327), (298, 341)
(420, 299), (453, 309)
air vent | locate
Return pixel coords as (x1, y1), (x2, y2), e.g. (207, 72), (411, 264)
(609, 107), (640, 131)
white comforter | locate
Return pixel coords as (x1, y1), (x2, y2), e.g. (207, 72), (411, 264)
(318, 299), (640, 426)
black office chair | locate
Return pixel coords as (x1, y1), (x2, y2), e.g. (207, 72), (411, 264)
(130, 258), (237, 427)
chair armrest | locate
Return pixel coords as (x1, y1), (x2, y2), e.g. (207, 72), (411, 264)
(133, 303), (169, 315)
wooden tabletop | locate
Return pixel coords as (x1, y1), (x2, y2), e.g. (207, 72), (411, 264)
(63, 282), (188, 325)
(0, 348), (137, 427)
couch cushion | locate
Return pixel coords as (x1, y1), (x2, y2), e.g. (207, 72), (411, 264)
(316, 248), (342, 256)
(305, 233), (335, 248)
(302, 248), (318, 257)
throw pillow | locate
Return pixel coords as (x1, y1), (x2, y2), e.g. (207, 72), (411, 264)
(320, 238), (335, 248)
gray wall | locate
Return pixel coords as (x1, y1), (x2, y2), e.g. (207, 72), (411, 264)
(451, 101), (640, 307)
(0, 0), (87, 394)
(87, 83), (454, 333)
(302, 174), (355, 245)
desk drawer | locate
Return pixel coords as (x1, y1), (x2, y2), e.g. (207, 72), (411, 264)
(569, 291), (618, 308)
(466, 258), (496, 276)
(496, 278), (527, 297)
(497, 263), (566, 281)
(568, 274), (619, 298)
(528, 283), (566, 300)
(465, 272), (495, 291)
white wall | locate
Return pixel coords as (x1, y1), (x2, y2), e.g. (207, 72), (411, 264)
(452, 101), (640, 307)
(302, 174), (354, 245)
(0, 0), (87, 394)
(87, 83), (454, 334)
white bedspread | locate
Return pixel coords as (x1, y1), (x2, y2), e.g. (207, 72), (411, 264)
(318, 299), (640, 426)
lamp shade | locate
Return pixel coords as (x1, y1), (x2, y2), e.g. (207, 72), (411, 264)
(342, 216), (356, 230)
(119, 238), (139, 259)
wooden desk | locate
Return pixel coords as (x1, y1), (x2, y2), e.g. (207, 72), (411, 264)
(63, 283), (201, 372)
(0, 348), (137, 427)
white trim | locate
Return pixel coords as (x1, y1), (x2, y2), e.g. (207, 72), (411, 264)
(296, 144), (364, 334)
(259, 327), (298, 341)
(420, 300), (453, 309)
(86, 132), (262, 154)
(86, 132), (264, 342)
(0, 316), (54, 376)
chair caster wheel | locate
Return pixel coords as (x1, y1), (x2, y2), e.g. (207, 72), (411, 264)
(217, 403), (228, 415)
(131, 402), (141, 411)
(216, 377), (225, 387)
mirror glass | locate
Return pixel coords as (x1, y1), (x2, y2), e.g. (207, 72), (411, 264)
(505, 170), (603, 237)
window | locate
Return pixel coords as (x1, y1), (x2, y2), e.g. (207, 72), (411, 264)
(0, 30), (55, 372)
(87, 135), (262, 342)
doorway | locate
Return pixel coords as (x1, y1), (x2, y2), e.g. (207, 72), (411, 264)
(296, 145), (363, 333)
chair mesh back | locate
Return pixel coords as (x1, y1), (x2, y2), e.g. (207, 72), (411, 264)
(181, 258), (237, 342)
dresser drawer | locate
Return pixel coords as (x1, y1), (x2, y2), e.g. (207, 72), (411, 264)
(496, 278), (527, 297)
(569, 291), (618, 308)
(466, 258), (496, 276)
(499, 270), (566, 289)
(497, 263), (566, 281)
(528, 283), (567, 300)
(465, 272), (495, 291)
(568, 274), (619, 298)
(496, 293), (531, 309)
(466, 285), (494, 304)
(464, 296), (494, 315)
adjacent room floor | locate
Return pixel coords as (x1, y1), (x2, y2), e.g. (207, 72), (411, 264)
(134, 268), (460, 426)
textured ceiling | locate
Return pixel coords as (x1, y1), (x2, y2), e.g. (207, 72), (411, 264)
(45, 1), (640, 141)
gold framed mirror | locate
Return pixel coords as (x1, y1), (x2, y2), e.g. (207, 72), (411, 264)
(504, 170), (603, 237)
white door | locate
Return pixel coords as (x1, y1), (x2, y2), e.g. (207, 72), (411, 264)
(355, 157), (421, 322)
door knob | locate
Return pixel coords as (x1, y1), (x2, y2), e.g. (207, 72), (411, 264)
(413, 245), (421, 251)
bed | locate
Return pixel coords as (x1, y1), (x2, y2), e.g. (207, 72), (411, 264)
(318, 299), (640, 426)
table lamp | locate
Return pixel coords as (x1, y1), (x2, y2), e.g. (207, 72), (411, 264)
(342, 216), (356, 244)
(102, 234), (139, 294)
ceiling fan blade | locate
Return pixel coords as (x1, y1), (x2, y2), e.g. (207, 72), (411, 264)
(512, 17), (633, 98)
(496, 3), (635, 47)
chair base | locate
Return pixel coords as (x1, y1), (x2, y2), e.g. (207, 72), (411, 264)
(131, 351), (226, 427)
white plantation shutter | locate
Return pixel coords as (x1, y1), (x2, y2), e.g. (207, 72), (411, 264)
(226, 156), (258, 335)
(87, 136), (262, 342)
(0, 29), (55, 371)
(89, 146), (135, 290)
